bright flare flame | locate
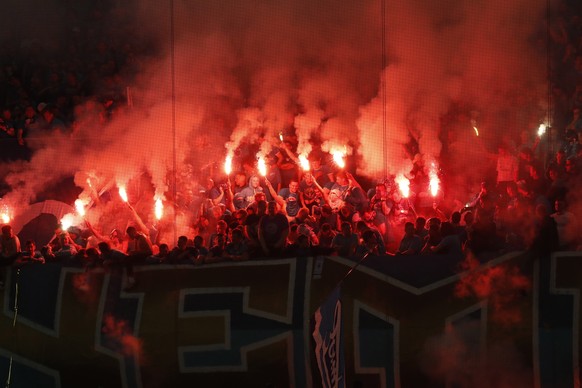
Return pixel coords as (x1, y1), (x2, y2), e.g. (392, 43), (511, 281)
(224, 155), (232, 175)
(279, 132), (284, 142)
(299, 154), (310, 171)
(429, 165), (440, 197)
(332, 151), (346, 169)
(154, 198), (163, 220)
(473, 126), (479, 136)
(75, 199), (86, 216)
(537, 124), (547, 137)
(60, 213), (75, 231)
(1, 213), (9, 224)
(257, 156), (267, 176)
(119, 187), (128, 202)
(395, 174), (410, 198)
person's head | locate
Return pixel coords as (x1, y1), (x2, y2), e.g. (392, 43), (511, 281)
(506, 181), (518, 198)
(205, 178), (215, 190)
(289, 179), (299, 193)
(249, 175), (260, 188)
(362, 229), (378, 249)
(1, 225), (13, 238)
(234, 172), (247, 187)
(335, 172), (348, 186)
(463, 211), (474, 226)
(556, 149), (566, 164)
(211, 204), (226, 219)
(257, 199), (267, 214)
(193, 235), (204, 248)
(97, 241), (111, 253)
(177, 235), (188, 249)
(320, 223), (333, 236)
(536, 203), (549, 219)
(25, 240), (36, 254)
(267, 200), (277, 215)
(329, 189), (341, 201)
(235, 209), (247, 224)
(363, 208), (376, 223)
(340, 205), (353, 218)
(158, 243), (169, 256)
(340, 221), (352, 236)
(313, 206), (322, 217)
(296, 207), (310, 221)
(415, 217), (426, 231)
(297, 234), (310, 248)
(126, 226), (137, 239)
(451, 211), (462, 225)
(216, 220), (228, 234)
(404, 222), (415, 236)
(375, 182), (387, 197)
(303, 173), (314, 185)
(231, 228), (244, 243)
(565, 157), (576, 173)
(86, 247), (100, 261)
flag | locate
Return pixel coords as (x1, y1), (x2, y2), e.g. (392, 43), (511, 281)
(312, 286), (345, 388)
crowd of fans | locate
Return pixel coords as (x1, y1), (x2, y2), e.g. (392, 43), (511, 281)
(1, 1), (582, 289)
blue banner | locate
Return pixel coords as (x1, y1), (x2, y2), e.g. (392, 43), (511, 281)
(313, 286), (345, 388)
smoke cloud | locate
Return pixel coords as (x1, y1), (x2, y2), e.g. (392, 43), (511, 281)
(0, 0), (550, 231)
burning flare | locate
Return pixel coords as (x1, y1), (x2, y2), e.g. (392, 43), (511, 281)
(1, 212), (10, 224)
(299, 154), (310, 171)
(473, 126), (479, 136)
(75, 199), (86, 217)
(332, 150), (346, 169)
(429, 164), (440, 197)
(537, 123), (547, 137)
(154, 198), (163, 220)
(395, 174), (410, 198)
(118, 187), (128, 203)
(60, 213), (75, 231)
(224, 155), (232, 176)
(257, 156), (267, 177)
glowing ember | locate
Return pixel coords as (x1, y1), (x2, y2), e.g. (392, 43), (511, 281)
(257, 156), (267, 176)
(118, 187), (128, 202)
(75, 199), (86, 216)
(395, 174), (410, 198)
(537, 123), (546, 137)
(332, 151), (346, 169)
(473, 126), (479, 136)
(154, 198), (163, 220)
(60, 213), (75, 231)
(224, 155), (232, 175)
(429, 165), (440, 197)
(299, 154), (310, 171)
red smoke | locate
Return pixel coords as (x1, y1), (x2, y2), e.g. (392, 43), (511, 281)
(455, 255), (531, 326)
(102, 314), (143, 358)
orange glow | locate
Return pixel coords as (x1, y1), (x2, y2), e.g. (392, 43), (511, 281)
(395, 174), (410, 198)
(119, 187), (128, 202)
(224, 155), (232, 175)
(154, 198), (163, 220)
(257, 156), (267, 176)
(299, 154), (310, 171)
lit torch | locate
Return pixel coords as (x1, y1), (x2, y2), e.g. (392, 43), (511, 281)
(257, 156), (267, 177)
(1, 212), (10, 224)
(395, 174), (410, 198)
(224, 155), (232, 176)
(332, 150), (346, 169)
(299, 154), (310, 172)
(118, 187), (128, 203)
(279, 132), (284, 142)
(429, 164), (440, 197)
(537, 123), (547, 138)
(154, 198), (163, 221)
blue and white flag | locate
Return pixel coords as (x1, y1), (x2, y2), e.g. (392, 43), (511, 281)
(312, 286), (345, 388)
